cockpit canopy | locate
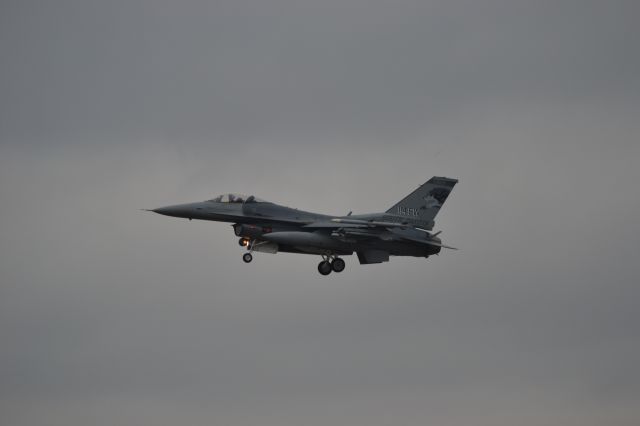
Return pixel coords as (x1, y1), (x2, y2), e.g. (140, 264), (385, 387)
(208, 193), (265, 204)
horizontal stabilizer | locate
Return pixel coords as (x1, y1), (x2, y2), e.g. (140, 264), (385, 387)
(423, 240), (458, 250)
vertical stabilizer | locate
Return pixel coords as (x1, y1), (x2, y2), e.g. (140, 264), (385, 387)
(386, 177), (457, 228)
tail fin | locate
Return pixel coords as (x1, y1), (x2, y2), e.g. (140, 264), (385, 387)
(386, 177), (458, 229)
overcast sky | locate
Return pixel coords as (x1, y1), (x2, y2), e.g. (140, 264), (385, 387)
(1, 1), (639, 425)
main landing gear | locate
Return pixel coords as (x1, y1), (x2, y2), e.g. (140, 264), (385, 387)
(239, 239), (346, 274)
(317, 255), (346, 276)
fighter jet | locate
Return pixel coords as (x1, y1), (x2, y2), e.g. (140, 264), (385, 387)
(150, 177), (458, 275)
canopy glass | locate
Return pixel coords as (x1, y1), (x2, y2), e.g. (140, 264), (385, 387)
(208, 194), (265, 203)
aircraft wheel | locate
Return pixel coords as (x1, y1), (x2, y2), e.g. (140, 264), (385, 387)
(242, 253), (253, 263)
(331, 258), (346, 273)
(318, 261), (332, 276)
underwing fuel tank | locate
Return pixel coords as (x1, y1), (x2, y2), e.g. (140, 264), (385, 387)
(262, 231), (348, 251)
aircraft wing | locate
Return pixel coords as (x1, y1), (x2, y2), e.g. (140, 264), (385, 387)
(302, 220), (368, 229)
(331, 218), (412, 228)
(333, 226), (458, 249)
(304, 219), (458, 249)
(303, 218), (411, 229)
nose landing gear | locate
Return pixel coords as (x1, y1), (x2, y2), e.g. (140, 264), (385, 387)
(241, 238), (255, 263)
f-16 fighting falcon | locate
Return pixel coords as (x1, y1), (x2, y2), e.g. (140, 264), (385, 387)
(150, 177), (458, 275)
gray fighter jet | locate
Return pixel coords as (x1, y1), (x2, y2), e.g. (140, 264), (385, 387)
(151, 177), (458, 275)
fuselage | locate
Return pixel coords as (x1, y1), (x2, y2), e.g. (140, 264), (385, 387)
(151, 177), (458, 275)
(153, 198), (440, 258)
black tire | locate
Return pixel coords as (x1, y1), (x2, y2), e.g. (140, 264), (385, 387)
(317, 261), (332, 275)
(242, 253), (253, 263)
(331, 258), (346, 273)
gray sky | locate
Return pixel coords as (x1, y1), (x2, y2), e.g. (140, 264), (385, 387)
(1, 1), (639, 425)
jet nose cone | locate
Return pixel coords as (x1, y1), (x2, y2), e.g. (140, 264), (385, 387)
(152, 204), (191, 218)
(152, 206), (172, 215)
